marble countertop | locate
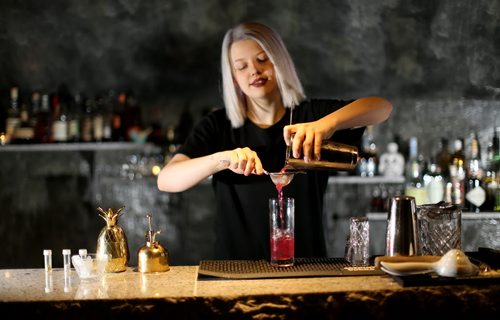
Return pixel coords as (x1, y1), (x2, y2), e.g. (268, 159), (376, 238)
(1, 266), (402, 301)
(1, 266), (499, 318)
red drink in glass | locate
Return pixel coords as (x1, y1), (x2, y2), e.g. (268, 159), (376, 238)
(269, 197), (294, 267)
(270, 231), (294, 266)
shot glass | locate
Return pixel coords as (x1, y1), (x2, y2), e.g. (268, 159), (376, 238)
(345, 216), (370, 266)
(269, 197), (295, 267)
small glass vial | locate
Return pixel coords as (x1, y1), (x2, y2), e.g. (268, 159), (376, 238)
(43, 249), (52, 272)
(78, 249), (88, 259)
(62, 249), (71, 273)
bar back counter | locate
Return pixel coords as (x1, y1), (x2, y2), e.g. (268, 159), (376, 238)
(1, 143), (499, 268)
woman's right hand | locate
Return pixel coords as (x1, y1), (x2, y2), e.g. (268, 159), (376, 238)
(158, 148), (265, 193)
(217, 147), (266, 176)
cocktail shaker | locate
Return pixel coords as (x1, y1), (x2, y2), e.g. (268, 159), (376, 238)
(284, 138), (359, 171)
(385, 196), (420, 256)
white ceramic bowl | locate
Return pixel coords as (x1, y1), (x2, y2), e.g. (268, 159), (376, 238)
(71, 253), (109, 281)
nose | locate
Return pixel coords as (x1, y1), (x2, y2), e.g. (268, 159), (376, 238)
(249, 61), (262, 76)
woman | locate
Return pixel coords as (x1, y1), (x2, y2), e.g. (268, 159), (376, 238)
(158, 22), (392, 260)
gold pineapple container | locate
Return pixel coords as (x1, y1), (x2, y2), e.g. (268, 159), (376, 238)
(96, 207), (130, 272)
(137, 214), (169, 273)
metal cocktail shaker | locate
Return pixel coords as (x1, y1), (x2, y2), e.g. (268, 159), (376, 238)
(284, 138), (359, 171)
(385, 196), (420, 256)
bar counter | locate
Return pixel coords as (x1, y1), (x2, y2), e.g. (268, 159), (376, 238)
(1, 266), (499, 319)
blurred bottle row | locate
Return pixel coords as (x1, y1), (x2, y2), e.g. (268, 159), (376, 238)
(359, 126), (500, 213)
(0, 85), (144, 145)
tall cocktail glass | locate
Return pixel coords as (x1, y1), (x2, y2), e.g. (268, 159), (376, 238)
(269, 197), (295, 267)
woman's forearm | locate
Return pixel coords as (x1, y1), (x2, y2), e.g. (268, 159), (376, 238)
(325, 96), (392, 135)
(157, 153), (226, 192)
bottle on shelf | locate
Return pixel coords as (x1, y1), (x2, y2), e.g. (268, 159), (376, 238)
(34, 94), (52, 143)
(111, 92), (126, 141)
(435, 138), (451, 180)
(80, 97), (94, 143)
(67, 93), (82, 143)
(5, 86), (21, 144)
(101, 90), (114, 142)
(92, 95), (104, 143)
(52, 94), (68, 143)
(492, 127), (500, 172)
(29, 91), (40, 132)
(11, 92), (35, 144)
(445, 138), (466, 208)
(404, 136), (427, 205)
(483, 127), (500, 212)
(423, 157), (444, 204)
(163, 125), (178, 164)
(464, 132), (486, 212)
(123, 93), (142, 142)
(358, 125), (377, 176)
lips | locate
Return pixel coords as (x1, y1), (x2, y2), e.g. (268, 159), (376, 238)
(250, 77), (268, 87)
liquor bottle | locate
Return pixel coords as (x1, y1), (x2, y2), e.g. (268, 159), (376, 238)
(465, 133), (485, 212)
(52, 94), (68, 143)
(0, 89), (6, 135)
(111, 92), (126, 141)
(483, 128), (500, 211)
(435, 138), (451, 180)
(359, 125), (378, 176)
(67, 93), (82, 142)
(404, 137), (427, 205)
(5, 86), (21, 144)
(423, 157), (444, 204)
(163, 125), (178, 164)
(29, 91), (40, 130)
(34, 94), (52, 143)
(124, 93), (142, 141)
(11, 93), (34, 144)
(446, 138), (466, 208)
(492, 127), (500, 172)
(101, 90), (114, 142)
(80, 97), (94, 142)
(93, 95), (104, 142)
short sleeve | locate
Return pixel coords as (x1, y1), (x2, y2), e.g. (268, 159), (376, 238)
(175, 109), (229, 159)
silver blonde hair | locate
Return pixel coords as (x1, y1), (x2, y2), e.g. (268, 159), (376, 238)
(221, 22), (305, 128)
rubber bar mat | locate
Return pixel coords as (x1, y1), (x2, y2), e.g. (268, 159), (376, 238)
(198, 257), (385, 279)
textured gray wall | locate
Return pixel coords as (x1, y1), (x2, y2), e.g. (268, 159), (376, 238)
(1, 0), (499, 126)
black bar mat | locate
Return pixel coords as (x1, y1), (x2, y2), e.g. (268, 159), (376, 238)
(198, 257), (385, 280)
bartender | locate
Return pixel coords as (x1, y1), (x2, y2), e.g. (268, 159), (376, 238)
(157, 21), (392, 260)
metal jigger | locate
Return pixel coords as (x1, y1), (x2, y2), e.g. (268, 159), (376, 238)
(385, 196), (420, 256)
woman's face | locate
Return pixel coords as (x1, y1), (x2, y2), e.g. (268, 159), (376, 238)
(229, 39), (278, 101)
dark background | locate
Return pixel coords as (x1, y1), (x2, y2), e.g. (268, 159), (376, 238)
(1, 0), (499, 145)
(0, 0), (499, 268)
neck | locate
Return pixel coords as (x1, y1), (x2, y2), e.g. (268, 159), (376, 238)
(246, 93), (286, 128)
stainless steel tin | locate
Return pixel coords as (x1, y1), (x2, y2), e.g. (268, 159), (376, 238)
(385, 195), (420, 256)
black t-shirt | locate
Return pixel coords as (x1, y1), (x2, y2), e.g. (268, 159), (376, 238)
(176, 99), (365, 259)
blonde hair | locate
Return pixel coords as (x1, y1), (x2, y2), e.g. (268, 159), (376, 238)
(221, 22), (305, 128)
